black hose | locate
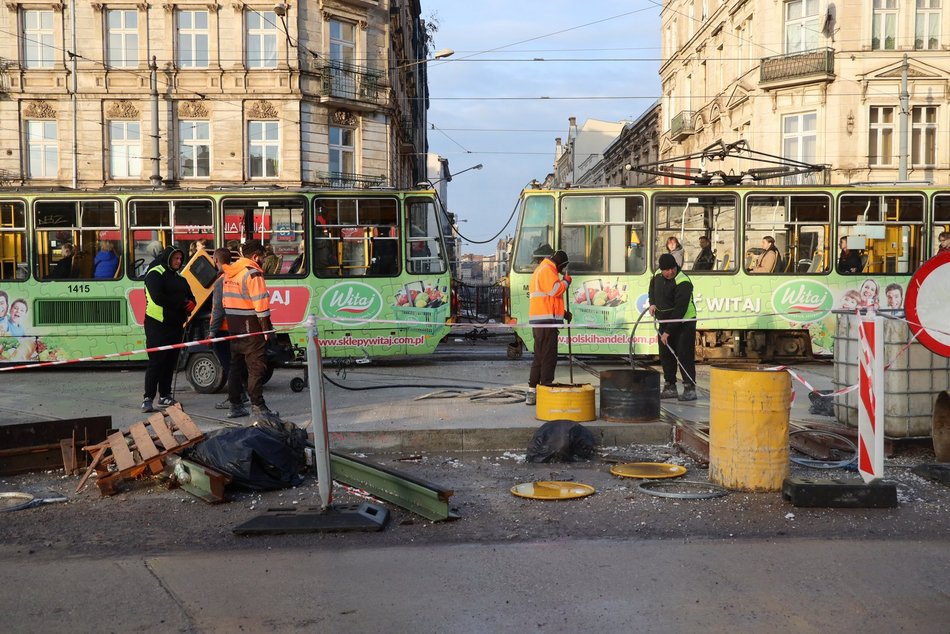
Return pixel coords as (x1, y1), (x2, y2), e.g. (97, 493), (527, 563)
(320, 372), (484, 392)
(627, 306), (652, 368)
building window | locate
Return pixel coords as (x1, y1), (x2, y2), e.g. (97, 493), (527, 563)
(177, 10), (209, 68)
(106, 10), (139, 68)
(179, 120), (210, 178)
(248, 121), (279, 178)
(329, 19), (356, 63)
(915, 0), (941, 49)
(868, 106), (897, 165)
(246, 10), (277, 69)
(872, 0), (898, 50)
(869, 106), (896, 166)
(911, 106), (937, 166)
(23, 10), (55, 69)
(785, 0), (819, 53)
(782, 112), (817, 176)
(109, 121), (141, 178)
(329, 126), (354, 177)
(26, 120), (58, 179)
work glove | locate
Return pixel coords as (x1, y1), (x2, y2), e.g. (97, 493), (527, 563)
(563, 274), (572, 286)
(184, 299), (197, 313)
(564, 310), (573, 324)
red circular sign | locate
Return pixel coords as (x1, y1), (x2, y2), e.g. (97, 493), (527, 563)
(905, 250), (950, 357)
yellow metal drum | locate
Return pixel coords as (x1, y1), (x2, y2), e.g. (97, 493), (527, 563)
(709, 366), (791, 492)
(536, 383), (595, 422)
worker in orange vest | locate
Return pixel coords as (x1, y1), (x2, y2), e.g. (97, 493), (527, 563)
(526, 249), (571, 405)
(221, 240), (274, 420)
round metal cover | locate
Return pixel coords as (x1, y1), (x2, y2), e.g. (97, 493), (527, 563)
(0, 492), (35, 512)
(511, 481), (595, 500)
(610, 462), (687, 479)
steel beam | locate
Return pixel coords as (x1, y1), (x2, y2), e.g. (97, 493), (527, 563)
(329, 451), (456, 522)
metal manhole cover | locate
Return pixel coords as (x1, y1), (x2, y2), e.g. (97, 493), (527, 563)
(610, 462), (687, 479)
(511, 481), (595, 500)
(0, 492), (35, 512)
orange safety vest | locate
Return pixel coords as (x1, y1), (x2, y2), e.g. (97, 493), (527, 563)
(528, 258), (568, 324)
(221, 257), (271, 320)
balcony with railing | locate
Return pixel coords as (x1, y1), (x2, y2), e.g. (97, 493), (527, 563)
(312, 59), (384, 110)
(759, 48), (835, 89)
(669, 110), (695, 142)
(313, 171), (386, 189)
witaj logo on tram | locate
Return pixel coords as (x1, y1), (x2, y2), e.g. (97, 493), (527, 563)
(771, 279), (834, 323)
(319, 282), (383, 324)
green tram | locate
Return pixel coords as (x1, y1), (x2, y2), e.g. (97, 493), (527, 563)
(0, 187), (453, 388)
(507, 185), (950, 360)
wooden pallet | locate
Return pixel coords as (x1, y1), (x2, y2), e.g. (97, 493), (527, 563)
(76, 404), (204, 496)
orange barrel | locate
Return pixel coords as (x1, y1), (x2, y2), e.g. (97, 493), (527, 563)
(709, 365), (791, 492)
(536, 384), (595, 422)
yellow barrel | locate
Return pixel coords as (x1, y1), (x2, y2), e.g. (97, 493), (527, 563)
(537, 384), (595, 422)
(709, 366), (791, 492)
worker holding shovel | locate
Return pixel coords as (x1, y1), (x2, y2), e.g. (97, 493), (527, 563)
(526, 250), (572, 405)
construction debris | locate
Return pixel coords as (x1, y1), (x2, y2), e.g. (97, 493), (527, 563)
(76, 404), (204, 496)
(0, 416), (112, 476)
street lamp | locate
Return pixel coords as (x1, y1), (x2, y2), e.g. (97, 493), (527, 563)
(424, 163), (483, 187)
(395, 48), (454, 70)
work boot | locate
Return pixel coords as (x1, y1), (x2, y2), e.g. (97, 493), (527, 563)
(215, 397), (230, 410)
(678, 385), (697, 402)
(525, 388), (536, 406)
(142, 398), (156, 413)
(252, 404), (278, 421)
(227, 404), (249, 418)
(659, 383), (678, 400)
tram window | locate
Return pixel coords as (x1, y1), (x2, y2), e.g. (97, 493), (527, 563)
(747, 195), (830, 274)
(654, 194), (737, 272)
(839, 194), (924, 274)
(0, 201), (27, 282)
(560, 195), (645, 274)
(221, 198), (305, 277)
(129, 199), (214, 279)
(406, 197), (446, 275)
(35, 200), (121, 280)
(314, 197), (401, 277)
(513, 195), (555, 273)
(932, 194), (950, 256)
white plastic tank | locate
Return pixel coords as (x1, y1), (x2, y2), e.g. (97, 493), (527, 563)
(833, 311), (950, 437)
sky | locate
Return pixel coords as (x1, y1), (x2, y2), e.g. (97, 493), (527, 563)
(423, 1), (663, 256)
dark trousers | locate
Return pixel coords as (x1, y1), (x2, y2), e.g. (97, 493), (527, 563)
(229, 332), (267, 407)
(211, 336), (231, 380)
(144, 318), (183, 400)
(529, 326), (559, 388)
(659, 322), (696, 387)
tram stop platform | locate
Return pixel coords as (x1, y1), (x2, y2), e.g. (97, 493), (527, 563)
(0, 344), (846, 454)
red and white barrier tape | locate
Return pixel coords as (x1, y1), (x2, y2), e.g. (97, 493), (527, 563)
(0, 330), (275, 373)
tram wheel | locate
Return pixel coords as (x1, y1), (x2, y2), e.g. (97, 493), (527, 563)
(290, 377), (306, 392)
(186, 352), (225, 394)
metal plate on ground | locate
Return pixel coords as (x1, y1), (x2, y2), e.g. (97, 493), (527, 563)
(232, 502), (389, 535)
(610, 462), (687, 479)
(510, 481), (595, 500)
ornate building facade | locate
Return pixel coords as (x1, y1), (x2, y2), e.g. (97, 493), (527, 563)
(0, 0), (431, 189)
(659, 0), (950, 184)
